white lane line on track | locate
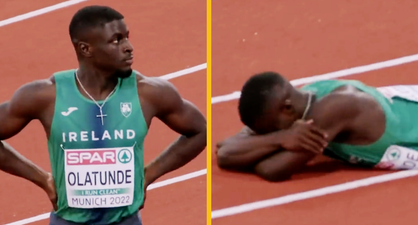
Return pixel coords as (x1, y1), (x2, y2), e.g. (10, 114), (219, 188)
(211, 53), (418, 104)
(211, 53), (418, 219)
(160, 63), (207, 80)
(212, 170), (418, 219)
(0, 0), (89, 28)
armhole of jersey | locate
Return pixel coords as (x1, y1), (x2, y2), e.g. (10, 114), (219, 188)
(132, 74), (149, 135)
(48, 72), (63, 142)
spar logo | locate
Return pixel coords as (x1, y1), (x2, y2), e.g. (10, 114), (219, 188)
(66, 150), (117, 165)
(386, 147), (401, 161)
(118, 149), (132, 164)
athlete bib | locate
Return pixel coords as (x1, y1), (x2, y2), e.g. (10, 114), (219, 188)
(374, 85), (418, 170)
(64, 147), (135, 209)
(377, 85), (418, 103)
(375, 145), (418, 170)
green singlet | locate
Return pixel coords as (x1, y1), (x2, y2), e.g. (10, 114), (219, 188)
(300, 79), (418, 170)
(48, 70), (148, 224)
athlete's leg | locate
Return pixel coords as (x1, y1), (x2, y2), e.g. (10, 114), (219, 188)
(137, 213), (143, 225)
(48, 213), (80, 225)
(116, 212), (142, 225)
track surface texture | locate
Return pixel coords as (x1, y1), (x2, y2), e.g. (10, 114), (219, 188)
(0, 1), (207, 225)
(212, 0), (418, 224)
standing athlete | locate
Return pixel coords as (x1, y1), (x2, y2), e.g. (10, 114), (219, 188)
(0, 5), (206, 225)
(216, 71), (418, 181)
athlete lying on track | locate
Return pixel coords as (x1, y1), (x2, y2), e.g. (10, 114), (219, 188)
(216, 71), (418, 182)
(0, 5), (206, 225)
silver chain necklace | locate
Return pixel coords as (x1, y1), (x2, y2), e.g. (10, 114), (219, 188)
(302, 92), (313, 120)
(75, 69), (117, 126)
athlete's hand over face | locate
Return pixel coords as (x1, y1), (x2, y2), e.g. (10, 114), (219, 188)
(279, 119), (328, 154)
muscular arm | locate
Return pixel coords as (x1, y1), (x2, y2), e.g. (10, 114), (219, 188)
(216, 127), (283, 170)
(253, 93), (360, 181)
(217, 126), (316, 181)
(0, 80), (52, 190)
(139, 78), (207, 186)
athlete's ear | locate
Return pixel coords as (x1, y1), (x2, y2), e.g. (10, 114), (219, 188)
(78, 42), (93, 57)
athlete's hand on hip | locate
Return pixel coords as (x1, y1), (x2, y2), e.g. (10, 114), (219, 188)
(138, 184), (148, 211)
(279, 119), (328, 154)
(139, 167), (151, 211)
(44, 172), (58, 211)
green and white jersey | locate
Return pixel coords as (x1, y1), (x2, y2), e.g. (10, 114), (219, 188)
(48, 69), (147, 224)
(300, 80), (418, 170)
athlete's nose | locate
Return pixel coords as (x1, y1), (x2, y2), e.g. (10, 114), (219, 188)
(123, 39), (134, 53)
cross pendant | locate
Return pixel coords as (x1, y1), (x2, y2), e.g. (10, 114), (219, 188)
(96, 108), (107, 126)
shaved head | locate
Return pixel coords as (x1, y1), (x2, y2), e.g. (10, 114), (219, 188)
(69, 5), (124, 43)
(238, 72), (288, 128)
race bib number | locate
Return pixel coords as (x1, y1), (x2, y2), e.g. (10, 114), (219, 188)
(377, 85), (418, 103)
(375, 145), (418, 170)
(64, 147), (135, 209)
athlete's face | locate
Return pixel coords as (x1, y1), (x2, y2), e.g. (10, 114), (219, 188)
(84, 19), (134, 78)
(251, 85), (299, 134)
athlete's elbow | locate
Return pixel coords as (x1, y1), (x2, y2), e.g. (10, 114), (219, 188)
(0, 141), (12, 167)
(216, 147), (231, 169)
(0, 143), (5, 164)
(193, 118), (206, 136)
(216, 147), (241, 169)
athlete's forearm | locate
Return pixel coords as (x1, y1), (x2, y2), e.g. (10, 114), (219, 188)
(254, 150), (315, 182)
(0, 141), (49, 190)
(216, 133), (282, 169)
(144, 129), (206, 186)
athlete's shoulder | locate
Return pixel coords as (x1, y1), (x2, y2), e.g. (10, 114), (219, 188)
(134, 71), (180, 97)
(8, 76), (56, 118)
(134, 71), (183, 113)
(311, 87), (366, 127)
(15, 76), (55, 95)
